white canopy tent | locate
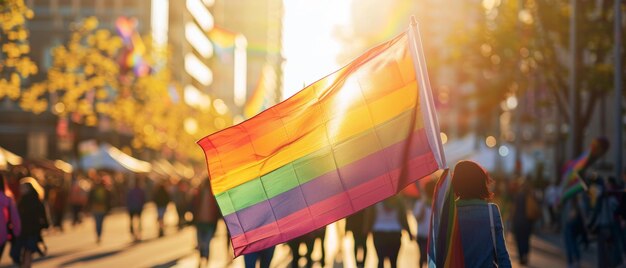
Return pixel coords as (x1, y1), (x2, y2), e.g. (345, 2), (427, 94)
(79, 144), (151, 173)
(151, 159), (195, 179)
(0, 146), (23, 170)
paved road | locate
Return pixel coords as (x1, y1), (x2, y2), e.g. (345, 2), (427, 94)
(0, 204), (591, 268)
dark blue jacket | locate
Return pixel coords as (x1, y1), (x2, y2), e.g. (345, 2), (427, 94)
(457, 199), (512, 267)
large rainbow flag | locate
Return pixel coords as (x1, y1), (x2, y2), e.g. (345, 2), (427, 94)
(197, 20), (446, 256)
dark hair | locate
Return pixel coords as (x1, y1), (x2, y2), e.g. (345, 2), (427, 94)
(21, 182), (38, 201)
(451, 160), (494, 201)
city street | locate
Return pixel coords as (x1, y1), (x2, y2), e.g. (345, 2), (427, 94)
(0, 204), (592, 268)
(1, 0), (624, 267)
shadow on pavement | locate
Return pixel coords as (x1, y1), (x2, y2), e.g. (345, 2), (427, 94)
(59, 249), (124, 266)
(33, 251), (74, 264)
(149, 253), (195, 268)
(149, 258), (182, 268)
(0, 249), (79, 268)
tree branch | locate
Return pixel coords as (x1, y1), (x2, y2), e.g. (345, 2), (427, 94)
(544, 72), (571, 121)
(582, 91), (599, 128)
(533, 4), (572, 122)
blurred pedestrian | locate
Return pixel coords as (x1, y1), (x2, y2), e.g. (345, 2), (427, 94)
(313, 227), (326, 266)
(69, 176), (88, 226)
(14, 177), (48, 268)
(367, 195), (412, 268)
(452, 160), (511, 267)
(560, 138), (610, 267)
(8, 167), (28, 201)
(0, 174), (20, 263)
(511, 178), (540, 265)
(562, 196), (586, 267)
(288, 232), (316, 268)
(345, 210), (369, 268)
(614, 175), (626, 257)
(88, 175), (112, 244)
(126, 177), (146, 241)
(48, 179), (68, 232)
(244, 246), (275, 268)
(544, 182), (559, 230)
(413, 180), (436, 268)
(191, 179), (219, 267)
(153, 182), (171, 237)
(587, 175), (623, 267)
(173, 179), (190, 230)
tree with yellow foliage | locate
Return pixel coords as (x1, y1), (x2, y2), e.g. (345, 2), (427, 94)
(20, 17), (123, 125)
(19, 16), (231, 161)
(124, 66), (232, 161)
(0, 0), (37, 100)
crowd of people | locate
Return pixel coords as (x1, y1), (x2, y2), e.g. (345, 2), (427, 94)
(0, 165), (207, 267)
(492, 138), (626, 268)
(0, 155), (624, 268)
(0, 172), (49, 268)
(0, 161), (506, 268)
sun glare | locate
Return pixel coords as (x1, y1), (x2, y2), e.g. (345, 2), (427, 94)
(282, 0), (352, 100)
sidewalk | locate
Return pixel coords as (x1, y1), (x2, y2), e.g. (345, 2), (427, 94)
(0, 204), (596, 267)
(505, 229), (595, 268)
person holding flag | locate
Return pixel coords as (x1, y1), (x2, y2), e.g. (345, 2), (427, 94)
(454, 161), (511, 267)
(428, 161), (512, 267)
(559, 137), (610, 203)
(559, 137), (610, 267)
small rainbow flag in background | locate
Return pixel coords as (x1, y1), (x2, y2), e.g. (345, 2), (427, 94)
(208, 26), (237, 51)
(115, 17), (150, 77)
(558, 137), (610, 202)
(197, 19), (446, 256)
(208, 26), (238, 63)
(244, 65), (277, 118)
(559, 150), (590, 202)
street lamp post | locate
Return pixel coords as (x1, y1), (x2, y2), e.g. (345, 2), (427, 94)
(570, 0), (579, 159)
(615, 0), (623, 181)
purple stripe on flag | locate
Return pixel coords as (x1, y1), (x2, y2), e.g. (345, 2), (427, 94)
(231, 152), (438, 256)
(223, 129), (431, 236)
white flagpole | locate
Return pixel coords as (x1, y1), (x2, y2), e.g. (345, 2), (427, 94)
(408, 16), (448, 169)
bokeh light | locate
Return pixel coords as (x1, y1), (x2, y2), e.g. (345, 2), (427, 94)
(213, 99), (229, 115)
(184, 117), (198, 135)
(505, 95), (518, 110)
(53, 102), (65, 114)
(485, 136), (497, 148)
(498, 145), (509, 157)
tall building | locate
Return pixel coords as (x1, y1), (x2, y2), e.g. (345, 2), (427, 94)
(0, 0), (151, 159)
(167, 0), (214, 110)
(166, 0), (283, 122)
(211, 0), (284, 119)
(1, 0), (283, 160)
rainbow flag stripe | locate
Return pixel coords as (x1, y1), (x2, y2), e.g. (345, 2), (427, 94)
(209, 26), (237, 50)
(428, 170), (465, 267)
(198, 24), (445, 256)
(559, 150), (590, 202)
(244, 65), (275, 118)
